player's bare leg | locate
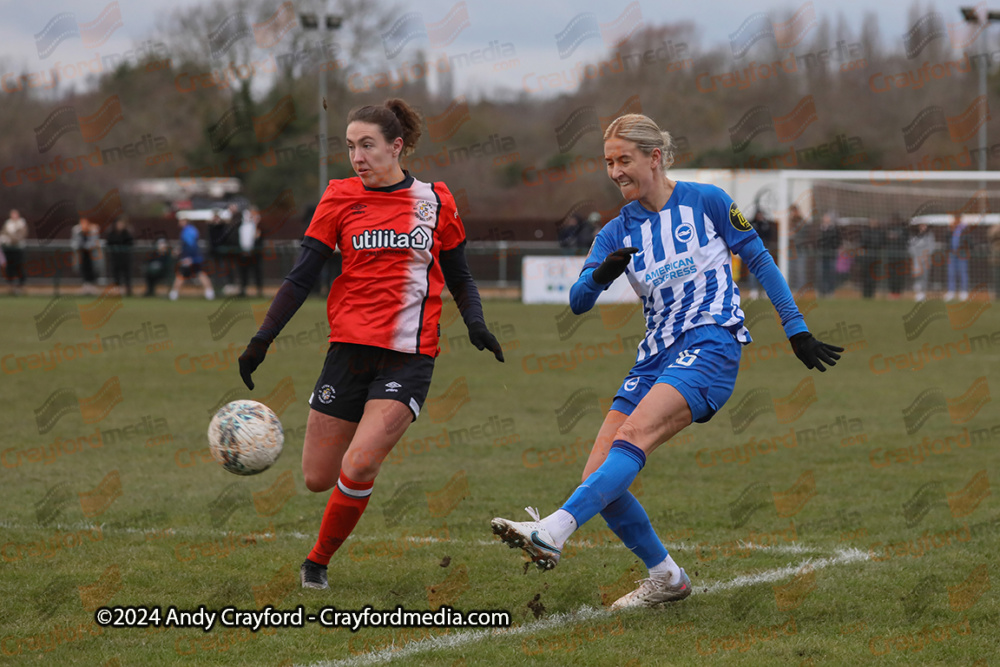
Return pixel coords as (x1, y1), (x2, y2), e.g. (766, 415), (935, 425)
(301, 400), (411, 589)
(339, 399), (412, 482)
(301, 410), (358, 492)
(580, 409), (628, 479)
(618, 383), (692, 454)
(300, 409), (358, 588)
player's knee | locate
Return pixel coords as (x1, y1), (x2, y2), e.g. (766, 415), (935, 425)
(614, 420), (642, 445)
(303, 471), (336, 493)
(341, 450), (381, 483)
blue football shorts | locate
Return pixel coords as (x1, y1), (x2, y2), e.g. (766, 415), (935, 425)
(611, 325), (743, 423)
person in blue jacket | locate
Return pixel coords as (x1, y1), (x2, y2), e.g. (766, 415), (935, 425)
(491, 114), (843, 609)
(169, 216), (215, 301)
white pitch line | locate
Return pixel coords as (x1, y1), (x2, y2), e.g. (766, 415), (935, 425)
(300, 606), (615, 667)
(406, 536), (830, 555)
(298, 548), (872, 667)
(700, 547), (871, 593)
(0, 520), (833, 555)
(0, 520), (310, 541)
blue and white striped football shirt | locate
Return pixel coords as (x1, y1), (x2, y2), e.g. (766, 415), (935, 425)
(582, 181), (757, 362)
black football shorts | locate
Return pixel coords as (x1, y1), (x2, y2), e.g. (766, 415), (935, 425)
(309, 342), (435, 423)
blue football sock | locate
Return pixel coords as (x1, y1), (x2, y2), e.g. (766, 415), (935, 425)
(600, 491), (669, 568)
(562, 440), (645, 528)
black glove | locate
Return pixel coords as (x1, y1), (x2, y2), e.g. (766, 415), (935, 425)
(592, 247), (639, 285)
(469, 322), (504, 362)
(238, 335), (270, 390)
(789, 332), (844, 372)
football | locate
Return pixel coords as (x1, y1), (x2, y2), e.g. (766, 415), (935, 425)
(207, 400), (284, 475)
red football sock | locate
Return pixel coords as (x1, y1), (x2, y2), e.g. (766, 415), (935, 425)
(307, 472), (373, 565)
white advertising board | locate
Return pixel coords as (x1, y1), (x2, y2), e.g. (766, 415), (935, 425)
(522, 256), (639, 304)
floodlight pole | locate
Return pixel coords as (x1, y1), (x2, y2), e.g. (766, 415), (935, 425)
(961, 7), (1000, 216)
(300, 9), (343, 200)
(319, 43), (328, 197)
(979, 27), (987, 174)
(978, 13), (987, 217)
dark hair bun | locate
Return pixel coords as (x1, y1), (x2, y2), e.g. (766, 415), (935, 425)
(384, 98), (422, 156)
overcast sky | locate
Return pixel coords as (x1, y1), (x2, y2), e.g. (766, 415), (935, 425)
(0, 0), (991, 98)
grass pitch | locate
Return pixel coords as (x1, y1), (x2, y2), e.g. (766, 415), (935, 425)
(0, 293), (997, 666)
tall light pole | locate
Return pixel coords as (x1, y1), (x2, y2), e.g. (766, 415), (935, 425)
(960, 8), (1000, 171)
(300, 11), (343, 199)
(960, 7), (1000, 222)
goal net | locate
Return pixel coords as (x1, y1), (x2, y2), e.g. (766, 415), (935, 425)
(776, 171), (1000, 300)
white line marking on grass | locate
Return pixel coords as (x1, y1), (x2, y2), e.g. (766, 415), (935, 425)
(701, 547), (871, 593)
(297, 548), (872, 667)
(0, 521), (835, 557)
(665, 541), (827, 555)
(301, 606), (614, 667)
(405, 536), (831, 555)
(0, 520), (310, 541)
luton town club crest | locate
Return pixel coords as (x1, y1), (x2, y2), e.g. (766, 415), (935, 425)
(414, 200), (435, 221)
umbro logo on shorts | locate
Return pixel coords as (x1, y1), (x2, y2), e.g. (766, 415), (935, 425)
(385, 381), (402, 393)
(351, 228), (430, 251)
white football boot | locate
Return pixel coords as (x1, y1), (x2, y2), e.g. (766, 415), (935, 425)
(610, 568), (692, 610)
(491, 507), (561, 570)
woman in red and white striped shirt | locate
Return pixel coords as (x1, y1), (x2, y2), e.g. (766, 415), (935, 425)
(239, 98), (504, 590)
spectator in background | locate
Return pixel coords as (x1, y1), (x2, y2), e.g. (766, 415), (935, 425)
(576, 213), (596, 250)
(746, 208), (775, 299)
(885, 214), (908, 299)
(71, 217), (101, 295)
(1, 208), (27, 295)
(105, 217), (134, 296)
(788, 205), (813, 290)
(238, 206), (263, 298)
(945, 213), (971, 301)
(558, 213), (583, 253)
(989, 221), (1000, 300)
(144, 237), (173, 297)
(207, 208), (236, 293)
(223, 203), (243, 294)
(817, 212), (841, 298)
(587, 212), (604, 235)
(859, 218), (885, 299)
(909, 222), (936, 302)
(169, 217), (215, 301)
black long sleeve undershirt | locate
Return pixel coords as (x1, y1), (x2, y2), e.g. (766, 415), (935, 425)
(253, 237), (331, 344)
(253, 237), (485, 344)
(439, 240), (485, 329)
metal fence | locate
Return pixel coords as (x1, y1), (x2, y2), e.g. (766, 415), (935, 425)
(11, 238), (1000, 299)
(7, 240), (580, 295)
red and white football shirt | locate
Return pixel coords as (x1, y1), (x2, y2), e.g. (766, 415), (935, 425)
(304, 174), (465, 357)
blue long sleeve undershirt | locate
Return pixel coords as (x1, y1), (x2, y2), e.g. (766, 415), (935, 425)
(569, 236), (808, 339)
(569, 269), (605, 315)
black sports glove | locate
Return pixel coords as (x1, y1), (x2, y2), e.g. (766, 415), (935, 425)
(238, 335), (270, 390)
(592, 247), (639, 285)
(789, 332), (844, 372)
(469, 322), (504, 362)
